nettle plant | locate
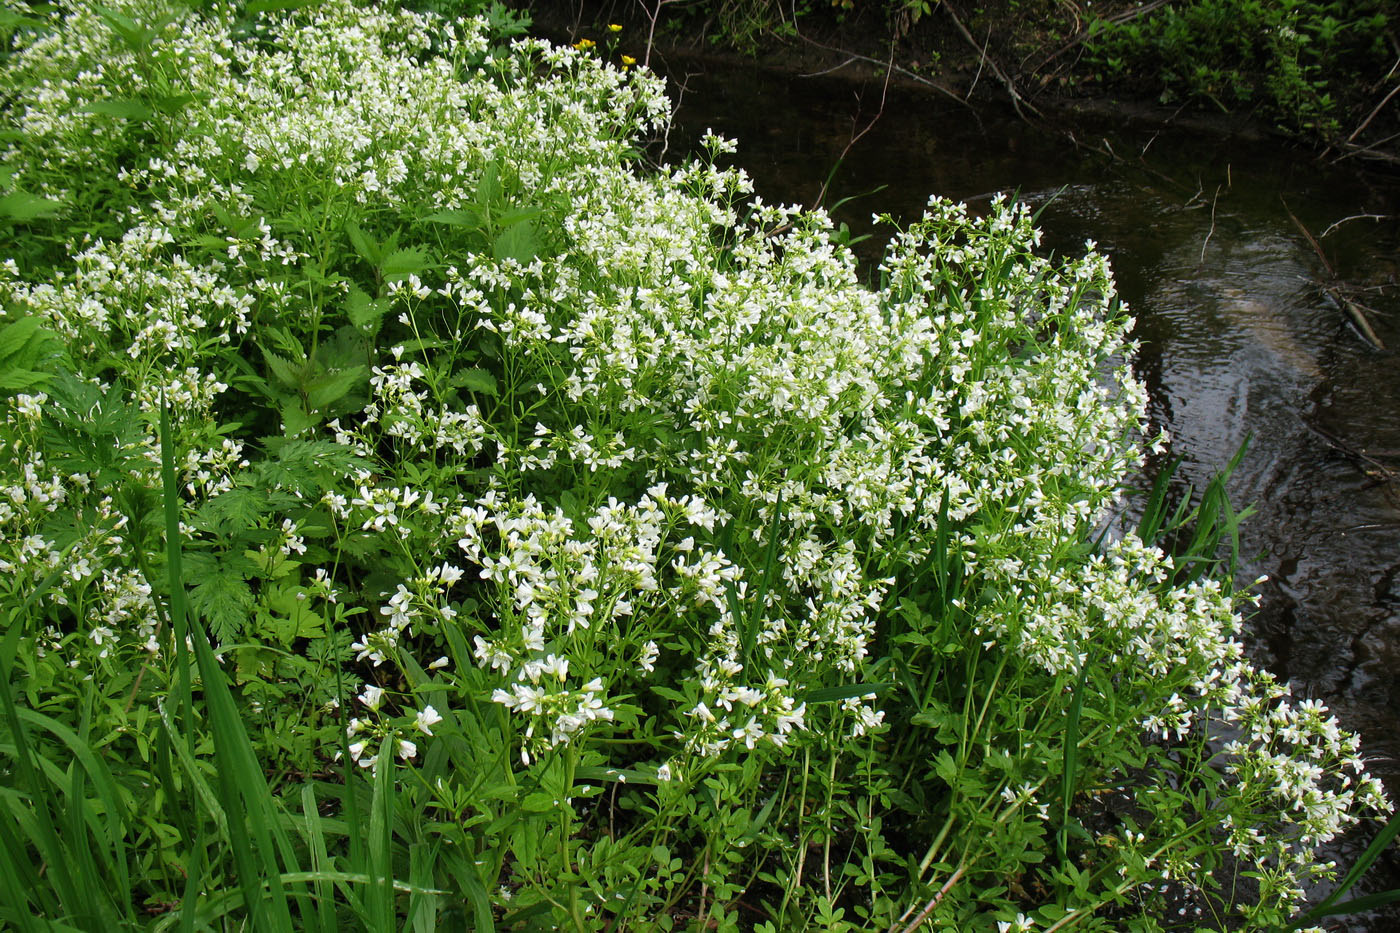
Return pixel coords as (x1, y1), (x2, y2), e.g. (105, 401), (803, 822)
(0, 0), (1391, 929)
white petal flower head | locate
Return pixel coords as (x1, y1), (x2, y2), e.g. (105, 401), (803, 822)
(359, 684), (385, 711)
(415, 705), (443, 735)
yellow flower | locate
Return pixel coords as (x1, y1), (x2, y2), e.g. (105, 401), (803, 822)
(620, 54), (636, 67)
(607, 23), (622, 32)
(572, 38), (595, 50)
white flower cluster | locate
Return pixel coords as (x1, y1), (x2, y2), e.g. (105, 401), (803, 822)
(2, 2), (1388, 921)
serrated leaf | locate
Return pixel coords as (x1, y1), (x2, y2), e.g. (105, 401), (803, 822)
(305, 365), (366, 411)
(194, 487), (269, 536)
(476, 162), (502, 207)
(345, 287), (387, 334)
(380, 248), (429, 280)
(492, 219), (537, 264)
(454, 368), (497, 397)
(189, 573), (254, 644)
(0, 315), (43, 363)
(345, 220), (379, 267)
(0, 368), (52, 393)
(496, 206), (541, 227)
(261, 345), (304, 387)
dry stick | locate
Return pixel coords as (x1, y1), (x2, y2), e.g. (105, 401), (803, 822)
(1199, 181), (1223, 265)
(762, 44), (897, 239)
(1283, 198), (1388, 351)
(1339, 56), (1400, 150)
(793, 31), (969, 108)
(1319, 213), (1392, 239)
(808, 44), (895, 213)
(1306, 422), (1400, 483)
(941, 0), (1041, 120)
(638, 0), (684, 70)
(895, 862), (969, 933)
(966, 24), (991, 101)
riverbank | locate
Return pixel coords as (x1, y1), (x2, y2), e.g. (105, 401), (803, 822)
(521, 0), (1400, 169)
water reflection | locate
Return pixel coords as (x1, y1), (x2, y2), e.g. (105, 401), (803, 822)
(659, 57), (1400, 925)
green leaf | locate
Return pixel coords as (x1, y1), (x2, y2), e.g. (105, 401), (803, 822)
(521, 793), (557, 813)
(803, 682), (895, 704)
(421, 209), (481, 227)
(345, 220), (379, 267)
(79, 99), (152, 122)
(453, 368), (497, 397)
(304, 366), (366, 411)
(0, 315), (43, 362)
(0, 191), (63, 223)
(189, 572), (254, 644)
(344, 287), (387, 335)
(261, 345), (305, 387)
(380, 248), (429, 281)
(246, 0), (326, 13)
(492, 219), (537, 264)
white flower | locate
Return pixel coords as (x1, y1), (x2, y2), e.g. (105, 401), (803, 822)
(358, 684), (385, 711)
(414, 705), (443, 735)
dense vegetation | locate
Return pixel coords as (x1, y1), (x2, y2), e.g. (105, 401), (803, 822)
(0, 0), (1393, 930)
(569, 0), (1397, 153)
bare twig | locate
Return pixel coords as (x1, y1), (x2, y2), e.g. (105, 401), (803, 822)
(1332, 131), (1400, 166)
(808, 45), (895, 213)
(967, 25), (991, 101)
(895, 862), (969, 933)
(1284, 198), (1388, 350)
(1319, 213), (1392, 239)
(941, 0), (1042, 120)
(792, 31), (969, 107)
(1199, 182), (1222, 264)
(1345, 60), (1400, 144)
(1307, 422), (1399, 481)
(799, 55), (862, 78)
(638, 0), (685, 70)
(1032, 0), (1175, 72)
(1282, 197), (1336, 277)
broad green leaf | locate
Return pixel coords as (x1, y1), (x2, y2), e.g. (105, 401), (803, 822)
(453, 367), (497, 396)
(305, 366), (366, 411)
(345, 287), (387, 335)
(492, 219), (537, 264)
(0, 191), (63, 223)
(79, 99), (152, 122)
(380, 247), (429, 280)
(421, 209), (481, 227)
(345, 220), (379, 267)
(261, 346), (304, 387)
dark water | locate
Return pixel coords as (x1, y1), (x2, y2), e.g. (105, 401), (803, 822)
(659, 59), (1400, 927)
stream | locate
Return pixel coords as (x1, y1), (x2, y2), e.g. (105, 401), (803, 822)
(659, 57), (1400, 928)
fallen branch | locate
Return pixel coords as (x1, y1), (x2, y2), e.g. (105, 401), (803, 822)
(1306, 422), (1399, 482)
(1283, 198), (1388, 350)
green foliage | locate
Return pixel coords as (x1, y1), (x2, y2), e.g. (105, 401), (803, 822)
(0, 0), (1392, 930)
(1086, 0), (1392, 138)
